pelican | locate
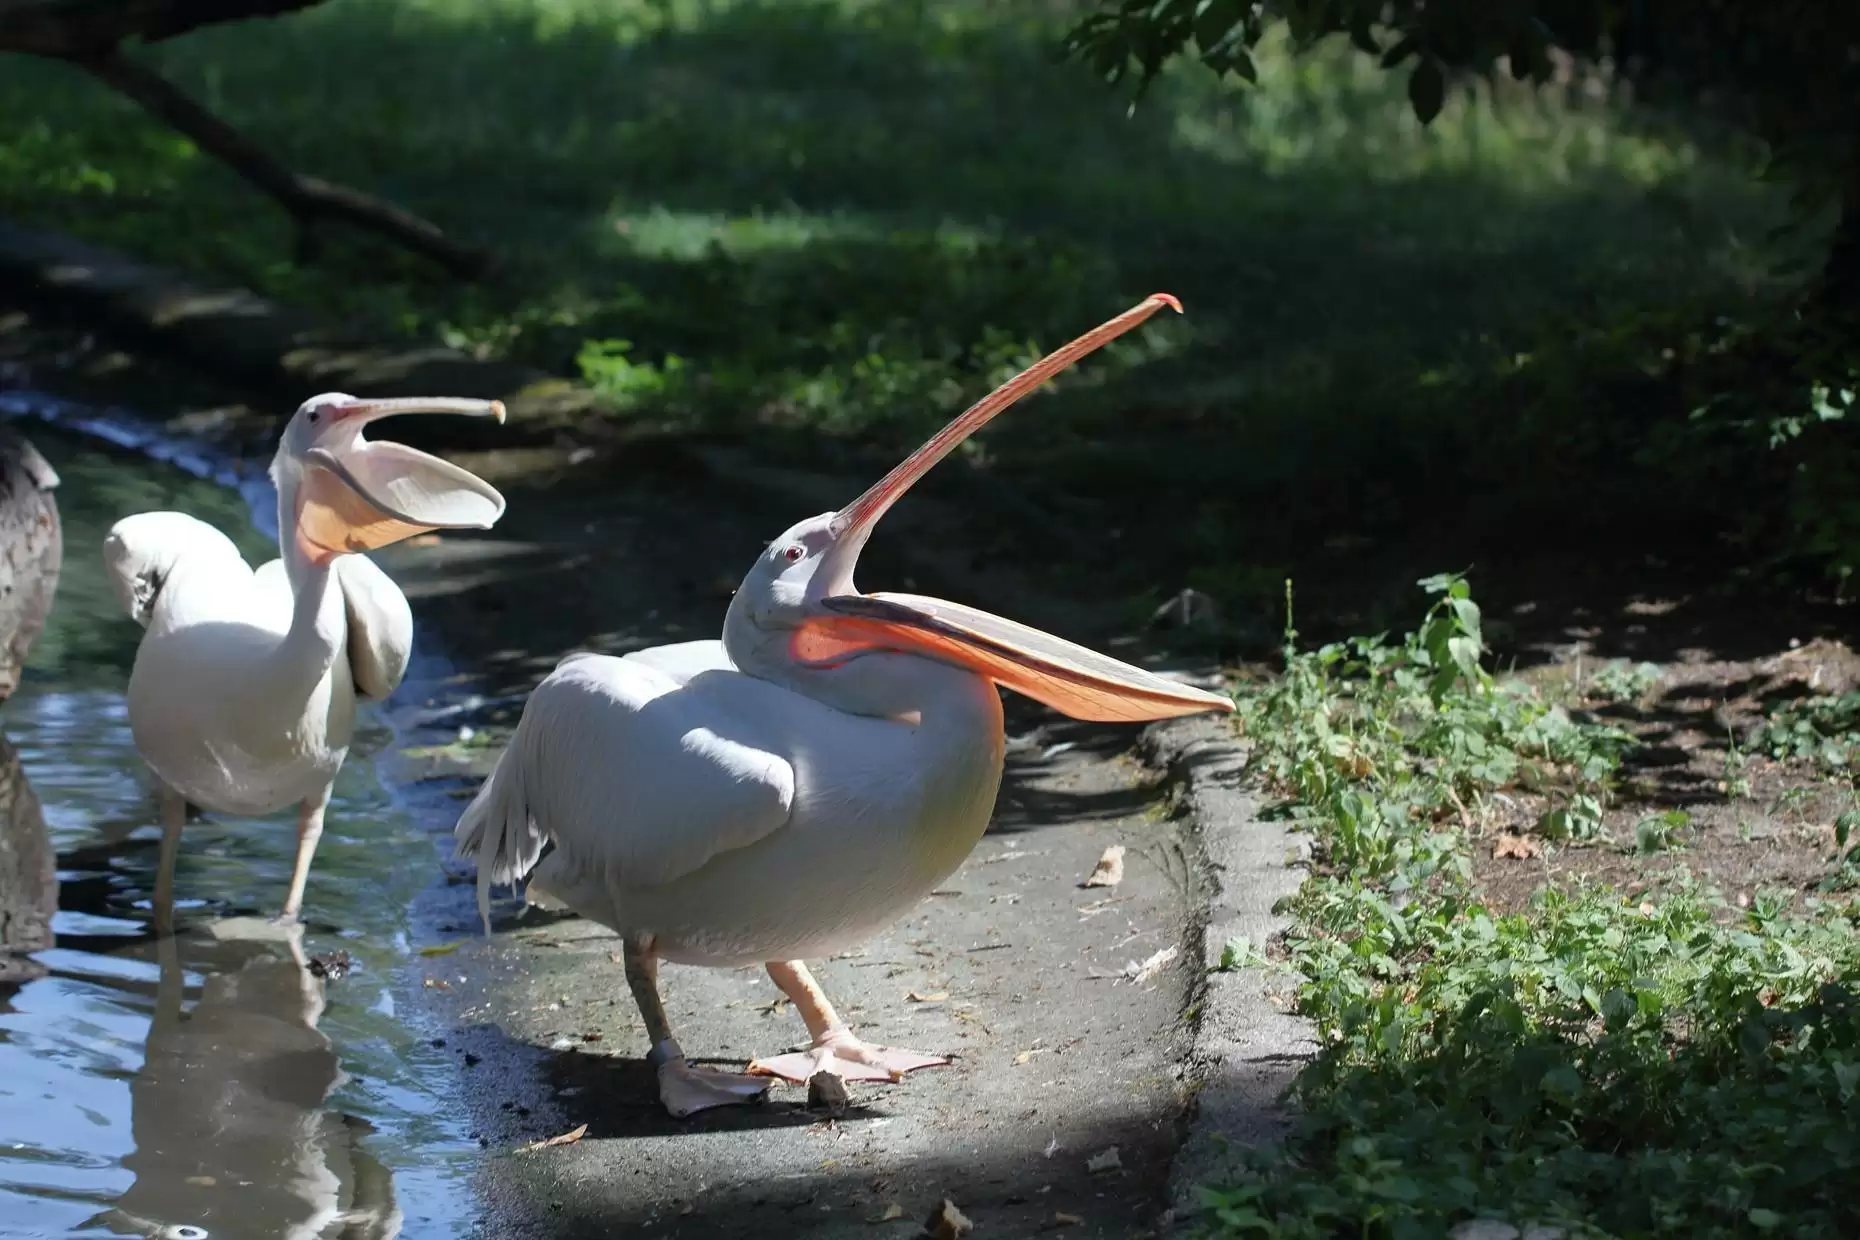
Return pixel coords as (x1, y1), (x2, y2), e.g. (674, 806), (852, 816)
(456, 295), (1234, 1117)
(105, 395), (507, 932)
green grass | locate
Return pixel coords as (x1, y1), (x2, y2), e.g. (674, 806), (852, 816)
(1199, 577), (1860, 1238)
(0, 0), (1811, 616)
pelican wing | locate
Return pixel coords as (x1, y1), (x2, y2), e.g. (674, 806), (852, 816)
(454, 652), (794, 929)
(333, 554), (413, 701)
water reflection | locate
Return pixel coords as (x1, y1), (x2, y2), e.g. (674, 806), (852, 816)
(0, 423), (472, 1238)
(82, 921), (403, 1240)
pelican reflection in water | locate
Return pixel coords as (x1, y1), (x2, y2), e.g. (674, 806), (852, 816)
(80, 919), (404, 1240)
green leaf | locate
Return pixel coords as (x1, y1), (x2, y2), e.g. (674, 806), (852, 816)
(1541, 1063), (1583, 1100)
(1447, 635), (1482, 684)
(1192, 0), (1244, 55)
(1408, 57), (1445, 125)
(1447, 596), (1482, 645)
(1749, 1208), (1784, 1229)
(1379, 35), (1418, 68)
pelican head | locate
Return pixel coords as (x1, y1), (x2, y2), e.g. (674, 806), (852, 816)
(270, 393), (508, 568)
(724, 295), (1234, 724)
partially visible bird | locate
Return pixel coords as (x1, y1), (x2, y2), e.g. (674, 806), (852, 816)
(105, 394), (506, 932)
(0, 425), (61, 702)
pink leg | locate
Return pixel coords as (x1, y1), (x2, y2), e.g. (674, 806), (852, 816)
(276, 786), (329, 924)
(151, 785), (186, 938)
(747, 960), (948, 1085)
(624, 936), (771, 1117)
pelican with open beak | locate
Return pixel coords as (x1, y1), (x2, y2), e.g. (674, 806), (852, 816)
(455, 296), (1232, 1116)
(106, 394), (507, 933)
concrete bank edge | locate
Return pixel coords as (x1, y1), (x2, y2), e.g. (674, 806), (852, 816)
(1140, 714), (1316, 1228)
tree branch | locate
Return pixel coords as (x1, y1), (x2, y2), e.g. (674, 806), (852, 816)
(71, 47), (490, 279)
(0, 0), (326, 56)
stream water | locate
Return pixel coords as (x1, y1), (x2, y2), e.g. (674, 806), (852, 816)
(0, 419), (478, 1239)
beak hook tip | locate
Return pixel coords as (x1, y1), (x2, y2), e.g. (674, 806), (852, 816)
(490, 399), (507, 424)
(1149, 292), (1183, 314)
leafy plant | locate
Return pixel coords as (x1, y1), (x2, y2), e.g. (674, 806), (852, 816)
(1635, 808), (1692, 854)
(1198, 575), (1860, 1238)
(1591, 660), (1664, 703)
(1751, 692), (1860, 769)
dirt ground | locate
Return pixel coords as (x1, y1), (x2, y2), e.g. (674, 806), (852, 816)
(1471, 633), (1860, 916)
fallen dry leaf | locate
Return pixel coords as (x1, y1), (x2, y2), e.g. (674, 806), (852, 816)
(1080, 844), (1126, 889)
(907, 990), (950, 1003)
(1086, 1145), (1123, 1173)
(517, 1123), (588, 1153)
(1122, 946), (1178, 985)
(1053, 1212), (1084, 1227)
(869, 1203), (905, 1224)
(1491, 832), (1542, 861)
(925, 1197), (973, 1239)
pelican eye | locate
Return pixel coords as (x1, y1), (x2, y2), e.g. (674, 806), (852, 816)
(780, 544), (805, 563)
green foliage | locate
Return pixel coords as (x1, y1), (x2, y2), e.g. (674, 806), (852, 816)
(1750, 692), (1860, 769)
(1066, 0), (1860, 584)
(0, 2), (1786, 539)
(1634, 808), (1692, 854)
(1066, 0), (1567, 120)
(1590, 660), (1663, 703)
(1200, 576), (1860, 1238)
(1244, 574), (1630, 880)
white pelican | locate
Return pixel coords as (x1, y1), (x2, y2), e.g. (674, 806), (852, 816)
(456, 295), (1235, 1117)
(105, 394), (507, 932)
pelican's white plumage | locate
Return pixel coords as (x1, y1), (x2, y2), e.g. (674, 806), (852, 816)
(461, 638), (1004, 968)
(455, 296), (1236, 1117)
(108, 393), (507, 930)
(104, 513), (411, 816)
